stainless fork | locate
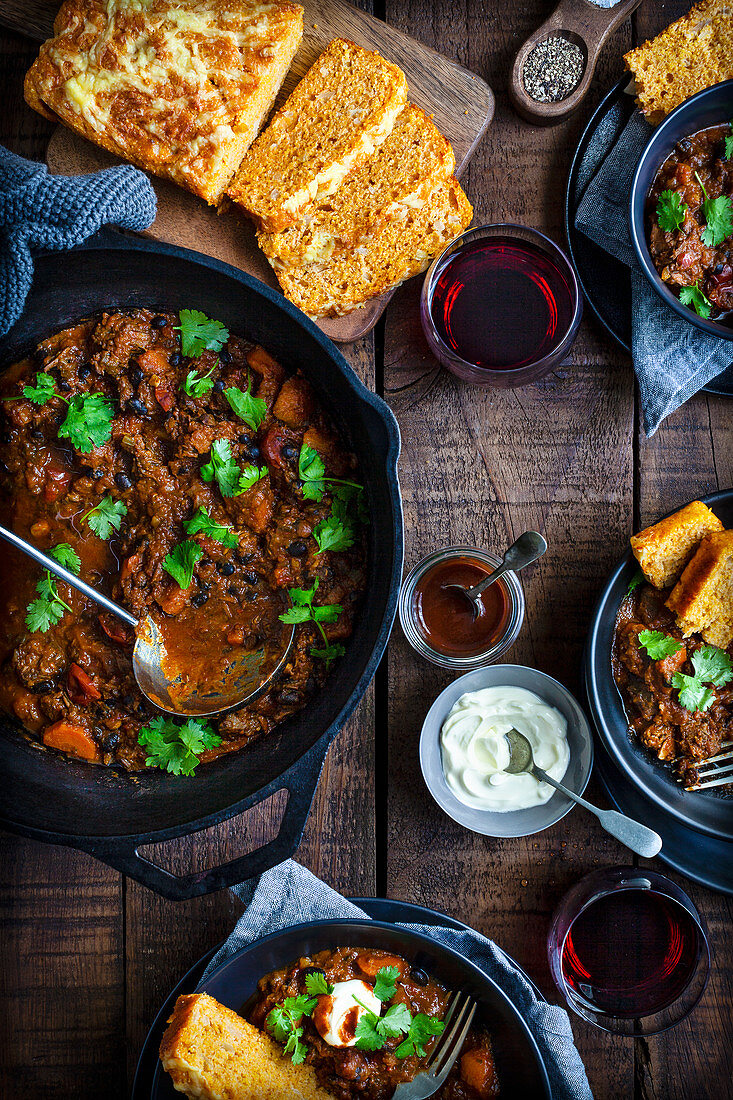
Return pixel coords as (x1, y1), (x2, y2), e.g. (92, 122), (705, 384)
(392, 992), (477, 1100)
(684, 740), (733, 791)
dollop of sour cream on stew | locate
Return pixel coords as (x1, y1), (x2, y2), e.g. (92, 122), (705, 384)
(440, 686), (570, 812)
(312, 980), (382, 1047)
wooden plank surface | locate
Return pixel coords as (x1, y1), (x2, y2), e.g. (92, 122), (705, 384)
(1, 2), (732, 1099)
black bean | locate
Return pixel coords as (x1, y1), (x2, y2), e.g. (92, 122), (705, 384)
(129, 364), (144, 385)
(31, 429), (45, 442)
(302, 966), (326, 978)
(219, 346), (232, 364)
(126, 397), (148, 416)
(197, 581), (210, 593)
(282, 444), (299, 461)
(92, 467), (104, 480)
(104, 730), (121, 751)
(409, 967), (429, 986)
(238, 432), (252, 445)
(279, 690), (301, 705)
(169, 352), (183, 367)
(78, 363), (92, 381)
(213, 379), (224, 394)
(58, 379), (71, 393)
(152, 314), (168, 329)
(244, 445), (260, 462)
(287, 539), (308, 558)
(114, 472), (132, 491)
(242, 570), (259, 585)
(33, 679), (56, 694)
(191, 591), (209, 608)
(121, 693), (137, 709)
(216, 560), (235, 576)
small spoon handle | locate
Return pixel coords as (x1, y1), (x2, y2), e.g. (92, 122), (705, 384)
(466, 531), (547, 600)
(0, 522), (138, 628)
(533, 764), (663, 858)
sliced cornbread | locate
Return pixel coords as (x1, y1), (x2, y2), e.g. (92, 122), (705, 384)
(228, 38), (409, 231)
(666, 531), (733, 648)
(264, 176), (472, 316)
(624, 0), (733, 123)
(259, 104), (456, 269)
(24, 0), (304, 205)
(160, 993), (336, 1100)
(630, 501), (724, 589)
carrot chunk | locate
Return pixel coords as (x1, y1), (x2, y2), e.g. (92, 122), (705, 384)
(43, 721), (100, 762)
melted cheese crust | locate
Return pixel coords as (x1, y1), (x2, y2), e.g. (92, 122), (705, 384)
(25, 0), (303, 202)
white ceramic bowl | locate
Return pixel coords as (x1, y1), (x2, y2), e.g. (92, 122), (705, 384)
(420, 664), (594, 838)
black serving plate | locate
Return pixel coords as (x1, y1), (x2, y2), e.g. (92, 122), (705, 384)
(565, 76), (733, 397)
(133, 898), (550, 1100)
(585, 489), (733, 845)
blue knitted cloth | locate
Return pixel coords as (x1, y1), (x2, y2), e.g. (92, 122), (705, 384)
(0, 145), (156, 336)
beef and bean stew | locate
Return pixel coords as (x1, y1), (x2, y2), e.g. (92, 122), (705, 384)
(0, 310), (367, 772)
(648, 123), (733, 323)
(248, 947), (499, 1099)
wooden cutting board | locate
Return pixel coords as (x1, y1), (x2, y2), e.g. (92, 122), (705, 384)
(1, 0), (494, 343)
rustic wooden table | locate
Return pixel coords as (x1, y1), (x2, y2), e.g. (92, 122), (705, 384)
(1, 2), (731, 1097)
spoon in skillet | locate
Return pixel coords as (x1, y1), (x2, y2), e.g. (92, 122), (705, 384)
(505, 728), (663, 858)
(0, 523), (295, 718)
(442, 531), (547, 619)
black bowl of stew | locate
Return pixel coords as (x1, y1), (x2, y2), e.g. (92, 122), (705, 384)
(150, 920), (552, 1099)
(630, 80), (733, 339)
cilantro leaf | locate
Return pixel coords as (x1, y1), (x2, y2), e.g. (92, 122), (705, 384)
(265, 994), (317, 1065)
(25, 598), (64, 633)
(679, 282), (712, 319)
(237, 464), (268, 494)
(285, 1028), (307, 1064)
(138, 715), (221, 776)
(266, 1005), (292, 1043)
(280, 605), (315, 624)
(285, 994), (318, 1018)
(310, 642), (346, 666)
(83, 496), (127, 540)
(25, 544), (80, 633)
(176, 309), (229, 358)
(304, 971), (333, 996)
(627, 568), (645, 593)
(225, 378), (267, 431)
(58, 392), (114, 453)
(638, 629), (684, 661)
(695, 172), (733, 247)
(373, 965), (399, 1003)
(672, 672), (715, 714)
(726, 124), (733, 162)
(184, 506), (238, 549)
(691, 645), (733, 687)
(313, 604), (342, 623)
(299, 444), (326, 501)
(656, 189), (687, 232)
(378, 1002), (412, 1037)
(354, 1013), (385, 1051)
(313, 513), (354, 554)
(201, 438), (241, 499)
(183, 365), (216, 398)
(395, 1013), (445, 1059)
(50, 543), (81, 574)
(22, 372), (57, 405)
(162, 540), (202, 589)
(279, 578), (343, 643)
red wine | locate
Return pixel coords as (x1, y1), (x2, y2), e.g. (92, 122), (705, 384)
(561, 889), (702, 1018)
(430, 236), (575, 370)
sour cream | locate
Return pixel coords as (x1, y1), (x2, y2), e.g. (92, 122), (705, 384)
(440, 686), (570, 812)
(312, 979), (381, 1048)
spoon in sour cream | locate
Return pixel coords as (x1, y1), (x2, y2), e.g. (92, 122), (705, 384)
(504, 728), (663, 858)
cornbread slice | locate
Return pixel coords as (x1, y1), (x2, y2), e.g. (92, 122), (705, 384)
(24, 0), (304, 204)
(666, 531), (733, 648)
(160, 993), (336, 1100)
(630, 501), (724, 589)
(624, 0), (733, 123)
(259, 104), (456, 269)
(265, 176), (473, 317)
(228, 38), (409, 231)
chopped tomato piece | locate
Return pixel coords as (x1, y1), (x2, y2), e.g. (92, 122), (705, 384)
(98, 613), (132, 647)
(43, 464), (72, 503)
(67, 663), (101, 705)
(154, 380), (175, 412)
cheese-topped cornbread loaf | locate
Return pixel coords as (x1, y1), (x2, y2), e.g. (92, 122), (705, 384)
(630, 501), (724, 589)
(666, 530), (733, 649)
(160, 993), (337, 1100)
(267, 176), (473, 316)
(624, 0), (733, 123)
(228, 38), (409, 232)
(259, 104), (456, 269)
(24, 0), (304, 204)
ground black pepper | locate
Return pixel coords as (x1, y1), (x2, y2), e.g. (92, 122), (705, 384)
(522, 35), (585, 103)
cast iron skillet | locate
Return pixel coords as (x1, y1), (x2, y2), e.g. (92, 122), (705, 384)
(0, 231), (403, 899)
(585, 489), (733, 843)
(149, 920), (552, 1099)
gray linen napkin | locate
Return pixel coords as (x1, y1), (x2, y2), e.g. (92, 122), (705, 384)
(575, 111), (732, 435)
(0, 145), (156, 337)
(202, 860), (593, 1100)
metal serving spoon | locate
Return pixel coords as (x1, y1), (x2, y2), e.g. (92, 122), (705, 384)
(0, 524), (294, 718)
(505, 728), (663, 858)
(442, 531), (547, 618)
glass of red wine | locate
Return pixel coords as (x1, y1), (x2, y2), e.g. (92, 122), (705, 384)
(420, 223), (582, 387)
(548, 866), (711, 1035)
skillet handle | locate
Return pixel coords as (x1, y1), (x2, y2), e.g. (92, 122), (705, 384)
(71, 733), (331, 900)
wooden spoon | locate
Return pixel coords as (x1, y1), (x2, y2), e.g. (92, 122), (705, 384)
(509, 0), (642, 126)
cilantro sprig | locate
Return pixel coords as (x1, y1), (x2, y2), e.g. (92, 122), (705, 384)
(175, 310), (229, 358)
(82, 496), (127, 540)
(373, 966), (399, 1003)
(183, 364), (216, 398)
(679, 281), (712, 319)
(265, 994), (318, 1065)
(184, 506), (238, 549)
(238, 463), (268, 493)
(137, 715), (221, 776)
(162, 540), (203, 589)
(627, 568), (645, 593)
(11, 372), (113, 453)
(395, 1013), (446, 1059)
(225, 375), (267, 431)
(638, 629), (684, 661)
(298, 444), (365, 507)
(656, 189), (687, 232)
(305, 972), (334, 997)
(695, 172), (733, 248)
(25, 543), (81, 633)
(672, 645), (733, 712)
(313, 512), (354, 554)
(354, 1001), (412, 1051)
(280, 578), (343, 664)
(201, 438), (268, 499)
